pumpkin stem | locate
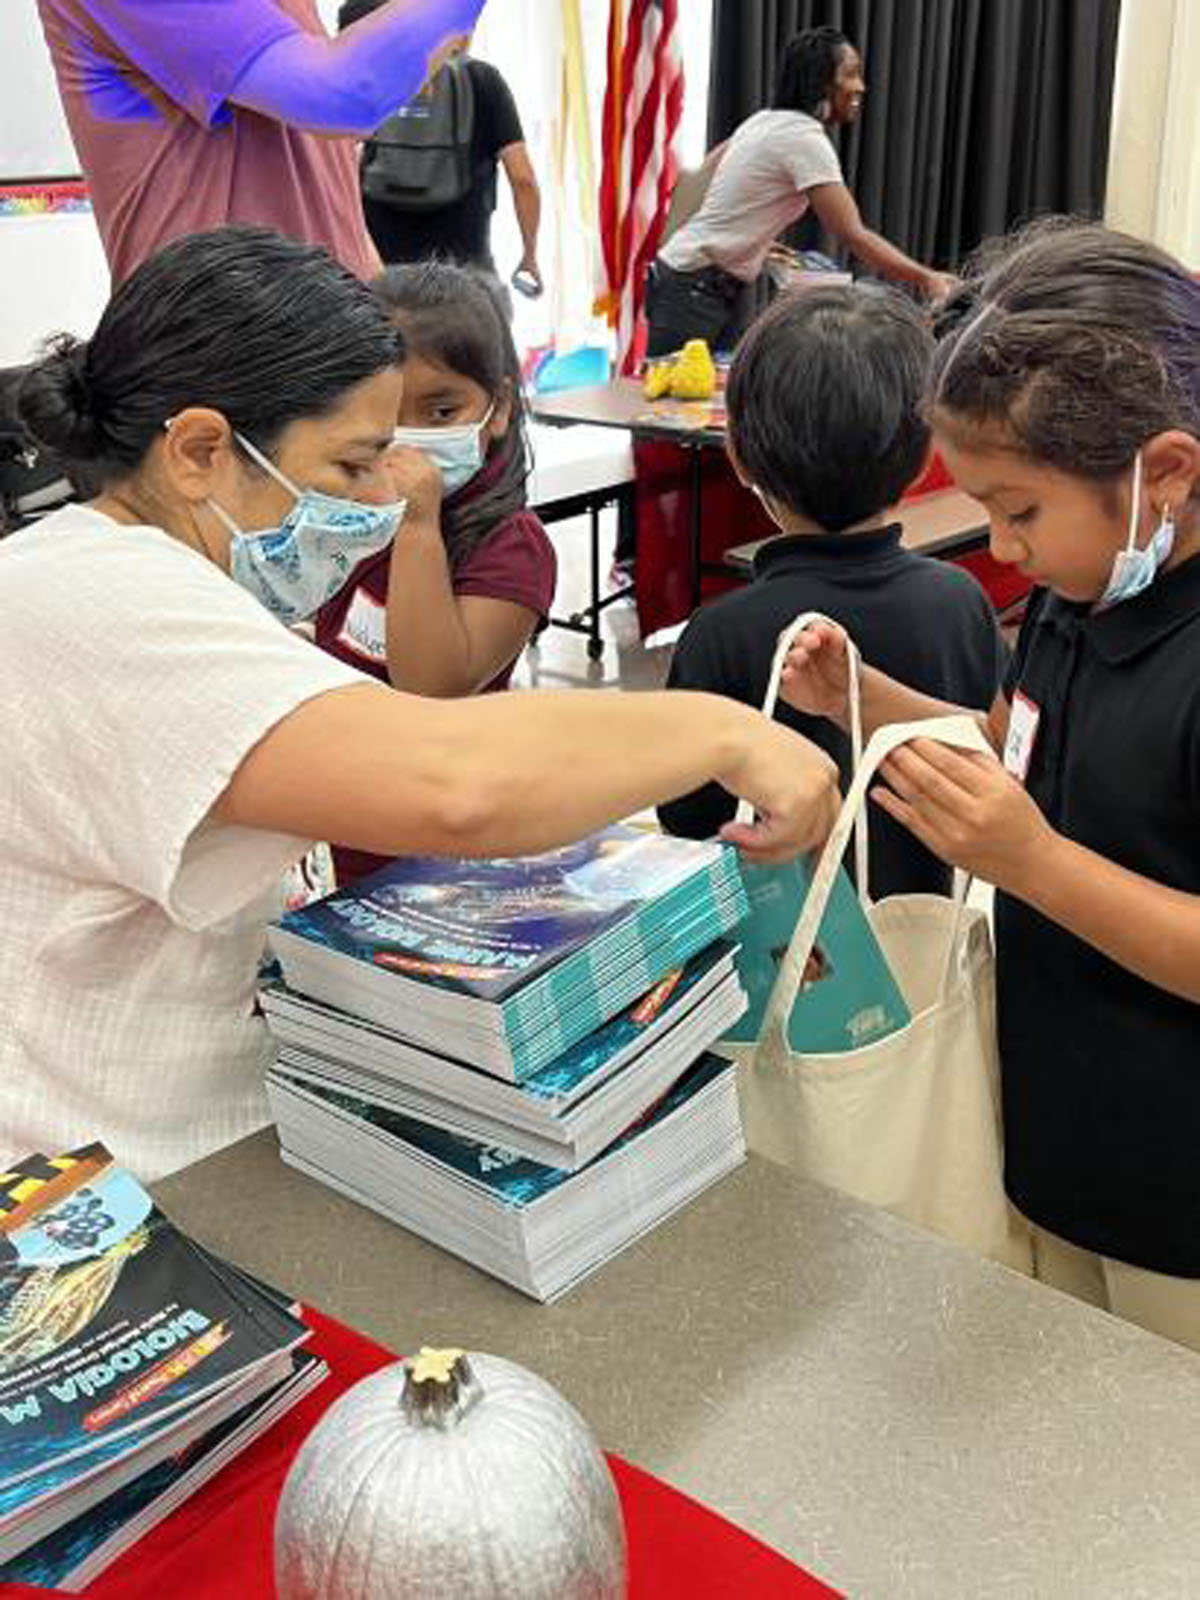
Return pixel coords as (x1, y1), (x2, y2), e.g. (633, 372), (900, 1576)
(401, 1348), (480, 1428)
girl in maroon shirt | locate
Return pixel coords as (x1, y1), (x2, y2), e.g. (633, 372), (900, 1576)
(315, 260), (556, 883)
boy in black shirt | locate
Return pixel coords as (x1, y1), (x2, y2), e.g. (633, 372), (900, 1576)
(660, 284), (1005, 899)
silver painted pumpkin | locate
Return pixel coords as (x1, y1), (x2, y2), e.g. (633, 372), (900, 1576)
(274, 1347), (627, 1599)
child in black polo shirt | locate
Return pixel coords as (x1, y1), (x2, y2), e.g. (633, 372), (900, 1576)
(659, 283), (1006, 901)
(781, 221), (1200, 1349)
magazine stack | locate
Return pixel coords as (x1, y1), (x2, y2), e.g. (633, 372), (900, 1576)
(0, 1144), (325, 1592)
(264, 826), (751, 1301)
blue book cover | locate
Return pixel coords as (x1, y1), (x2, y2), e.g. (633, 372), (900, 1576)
(0, 1148), (305, 1524)
(273, 827), (728, 1004)
(0, 1353), (323, 1590)
(725, 861), (910, 1053)
(519, 942), (736, 1108)
(294, 1053), (731, 1208)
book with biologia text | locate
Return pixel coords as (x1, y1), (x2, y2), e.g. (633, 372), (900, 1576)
(0, 1350), (326, 1592)
(0, 1145), (308, 1545)
(723, 859), (909, 1054)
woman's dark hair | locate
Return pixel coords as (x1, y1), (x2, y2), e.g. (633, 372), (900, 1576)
(773, 26), (850, 116)
(727, 283), (932, 532)
(17, 226), (403, 485)
(929, 218), (1200, 483)
(372, 260), (529, 570)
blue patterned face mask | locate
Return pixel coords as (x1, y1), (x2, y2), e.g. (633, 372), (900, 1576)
(210, 434), (406, 624)
(1096, 451), (1176, 611)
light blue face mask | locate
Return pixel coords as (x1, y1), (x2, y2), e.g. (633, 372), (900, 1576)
(390, 403), (495, 497)
(1096, 451), (1176, 611)
(210, 434), (406, 625)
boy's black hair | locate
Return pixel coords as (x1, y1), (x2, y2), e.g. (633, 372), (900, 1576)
(372, 260), (530, 571)
(773, 26), (851, 115)
(726, 284), (933, 532)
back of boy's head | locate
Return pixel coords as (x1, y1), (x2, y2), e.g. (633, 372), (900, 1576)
(726, 284), (932, 532)
(930, 219), (1200, 482)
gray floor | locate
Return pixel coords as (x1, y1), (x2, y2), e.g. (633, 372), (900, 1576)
(513, 507), (675, 694)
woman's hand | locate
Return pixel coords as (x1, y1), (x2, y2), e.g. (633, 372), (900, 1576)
(384, 445), (443, 532)
(872, 737), (1057, 893)
(778, 621), (852, 727)
(715, 716), (841, 865)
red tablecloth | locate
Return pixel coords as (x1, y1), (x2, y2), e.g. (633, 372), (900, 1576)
(3, 1309), (838, 1599)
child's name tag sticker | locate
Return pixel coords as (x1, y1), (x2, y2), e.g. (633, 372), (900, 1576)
(1004, 691), (1041, 782)
(336, 586), (387, 664)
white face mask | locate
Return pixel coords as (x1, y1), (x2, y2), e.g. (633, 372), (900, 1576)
(210, 434), (406, 625)
(1096, 451), (1176, 611)
(390, 403), (495, 496)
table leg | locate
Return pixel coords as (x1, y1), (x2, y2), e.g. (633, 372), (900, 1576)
(588, 502), (604, 661)
(690, 445), (704, 612)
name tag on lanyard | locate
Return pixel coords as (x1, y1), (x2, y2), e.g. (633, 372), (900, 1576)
(1003, 690), (1041, 783)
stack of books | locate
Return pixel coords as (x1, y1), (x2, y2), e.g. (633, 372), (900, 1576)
(264, 827), (750, 1301)
(0, 1145), (324, 1592)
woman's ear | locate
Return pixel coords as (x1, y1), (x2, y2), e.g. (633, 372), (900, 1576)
(160, 407), (238, 504)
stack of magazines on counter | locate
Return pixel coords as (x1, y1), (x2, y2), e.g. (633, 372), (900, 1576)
(264, 826), (751, 1301)
(0, 1144), (324, 1592)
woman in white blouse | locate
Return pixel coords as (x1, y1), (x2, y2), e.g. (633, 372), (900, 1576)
(1, 225), (837, 1180)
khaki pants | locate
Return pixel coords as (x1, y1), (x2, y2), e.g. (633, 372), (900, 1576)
(1032, 1225), (1200, 1353)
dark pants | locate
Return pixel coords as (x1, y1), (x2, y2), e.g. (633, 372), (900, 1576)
(361, 198), (512, 318)
(643, 260), (762, 359)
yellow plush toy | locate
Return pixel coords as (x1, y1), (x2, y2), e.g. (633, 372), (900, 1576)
(668, 338), (717, 400)
(641, 338), (717, 401)
(642, 358), (673, 400)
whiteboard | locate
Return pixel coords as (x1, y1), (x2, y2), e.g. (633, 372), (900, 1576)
(0, 4), (80, 179)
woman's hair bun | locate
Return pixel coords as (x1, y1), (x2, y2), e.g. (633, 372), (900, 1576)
(16, 333), (105, 462)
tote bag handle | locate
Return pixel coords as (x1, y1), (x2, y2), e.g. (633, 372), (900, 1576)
(734, 611), (869, 907)
(760, 714), (993, 1055)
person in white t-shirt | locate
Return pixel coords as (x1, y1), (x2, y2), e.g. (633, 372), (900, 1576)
(647, 26), (956, 358)
(1, 225), (838, 1181)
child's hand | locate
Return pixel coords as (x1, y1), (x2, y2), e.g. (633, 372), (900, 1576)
(385, 446), (443, 532)
(778, 621), (852, 727)
(872, 738), (1057, 893)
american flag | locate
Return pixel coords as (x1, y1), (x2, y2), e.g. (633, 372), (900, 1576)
(594, 0), (684, 374)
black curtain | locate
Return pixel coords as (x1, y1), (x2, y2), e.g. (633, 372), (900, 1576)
(707, 0), (1121, 269)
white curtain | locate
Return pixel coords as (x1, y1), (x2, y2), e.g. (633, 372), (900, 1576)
(1105, 0), (1200, 267)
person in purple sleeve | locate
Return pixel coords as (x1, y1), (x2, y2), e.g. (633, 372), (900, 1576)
(35, 0), (484, 286)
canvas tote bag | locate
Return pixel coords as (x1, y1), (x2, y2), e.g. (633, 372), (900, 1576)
(738, 616), (1031, 1272)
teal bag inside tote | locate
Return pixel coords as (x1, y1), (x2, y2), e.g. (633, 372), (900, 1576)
(722, 613), (909, 1056)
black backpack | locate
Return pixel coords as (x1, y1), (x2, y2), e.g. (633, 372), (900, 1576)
(360, 60), (477, 213)
(0, 365), (76, 536)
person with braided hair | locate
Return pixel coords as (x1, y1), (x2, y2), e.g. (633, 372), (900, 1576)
(646, 26), (955, 358)
(780, 219), (1200, 1351)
